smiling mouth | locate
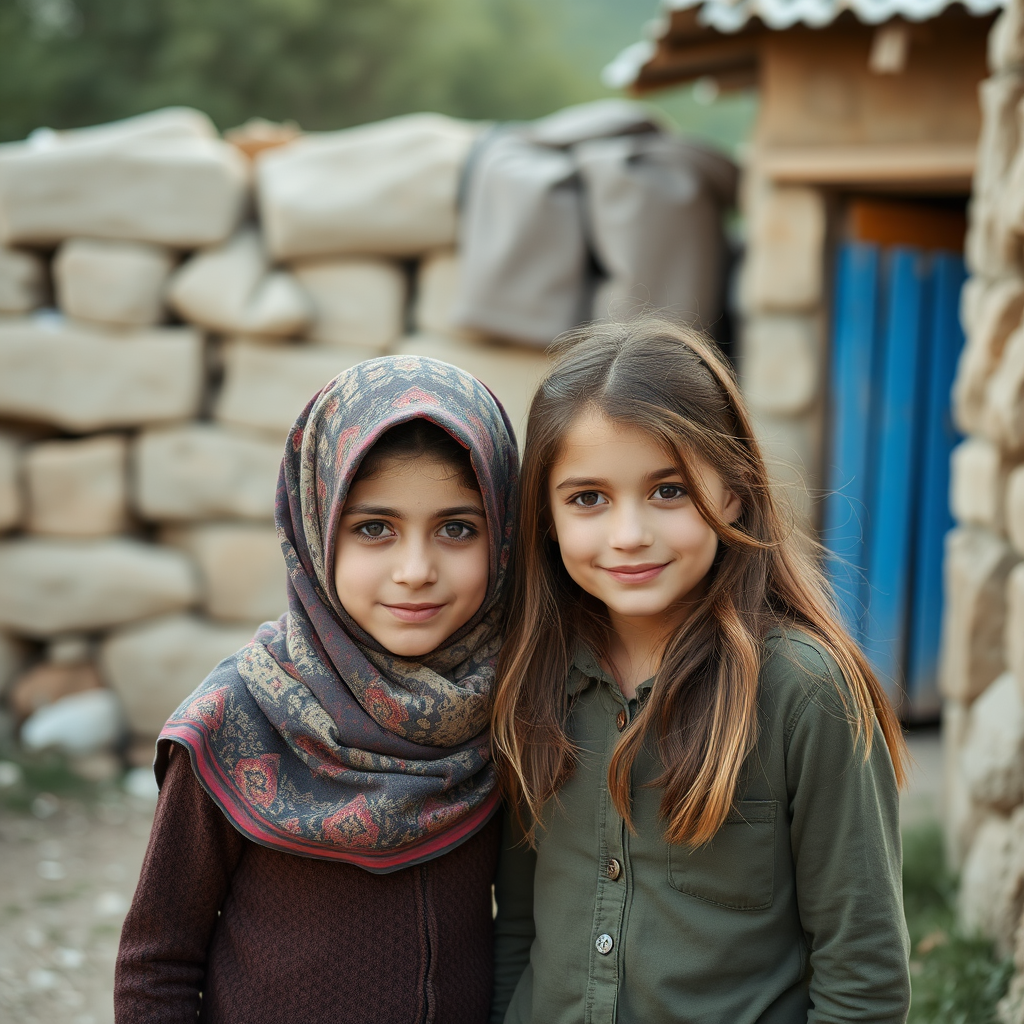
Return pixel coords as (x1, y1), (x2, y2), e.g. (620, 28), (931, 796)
(600, 562), (669, 584)
(383, 603), (446, 623)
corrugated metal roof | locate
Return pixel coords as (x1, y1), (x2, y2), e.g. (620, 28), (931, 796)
(602, 0), (1005, 88)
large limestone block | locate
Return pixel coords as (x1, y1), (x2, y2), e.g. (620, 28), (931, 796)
(258, 113), (477, 260)
(0, 432), (21, 532)
(1007, 563), (1024, 685)
(749, 408), (819, 526)
(101, 613), (255, 735)
(944, 698), (984, 871)
(25, 434), (127, 537)
(1008, 465), (1024, 554)
(293, 258), (406, 350)
(414, 250), (479, 339)
(393, 334), (551, 444)
(953, 277), (1024, 435)
(0, 109), (248, 248)
(0, 538), (198, 636)
(984, 324), (1024, 450)
(950, 436), (1011, 531)
(215, 339), (368, 440)
(740, 314), (820, 416)
(742, 185), (825, 313)
(0, 246), (45, 313)
(54, 238), (174, 327)
(29, 107), (219, 148)
(958, 812), (1021, 954)
(167, 226), (311, 337)
(164, 524), (286, 624)
(0, 319), (203, 432)
(963, 672), (1024, 812)
(134, 424), (282, 522)
(977, 75), (1024, 205)
(991, 4), (1024, 73)
(941, 527), (1019, 703)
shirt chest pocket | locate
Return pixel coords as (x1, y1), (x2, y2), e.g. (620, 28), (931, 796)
(667, 799), (777, 911)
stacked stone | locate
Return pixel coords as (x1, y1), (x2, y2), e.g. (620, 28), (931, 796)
(737, 173), (826, 527)
(0, 107), (550, 777)
(941, 3), (1024, 1018)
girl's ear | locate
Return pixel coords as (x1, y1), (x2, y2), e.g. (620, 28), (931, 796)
(721, 489), (742, 525)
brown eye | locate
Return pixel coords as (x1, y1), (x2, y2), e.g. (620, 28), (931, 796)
(441, 522), (475, 540)
(654, 485), (685, 500)
(358, 522), (389, 538)
(573, 491), (605, 508)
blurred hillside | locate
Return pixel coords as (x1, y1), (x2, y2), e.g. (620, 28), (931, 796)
(0, 0), (756, 153)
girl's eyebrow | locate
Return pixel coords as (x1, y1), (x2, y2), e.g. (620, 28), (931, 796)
(342, 503), (403, 518)
(341, 503), (485, 518)
(555, 468), (680, 491)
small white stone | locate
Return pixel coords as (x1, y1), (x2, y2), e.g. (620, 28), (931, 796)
(741, 315), (820, 416)
(94, 891), (128, 918)
(37, 859), (66, 881)
(962, 672), (1024, 811)
(123, 767), (159, 802)
(414, 250), (475, 338)
(949, 436), (1010, 532)
(293, 257), (406, 351)
(21, 689), (124, 756)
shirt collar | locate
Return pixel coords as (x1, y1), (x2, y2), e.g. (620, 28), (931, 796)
(567, 646), (655, 698)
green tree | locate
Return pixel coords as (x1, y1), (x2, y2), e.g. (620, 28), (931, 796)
(0, 0), (591, 141)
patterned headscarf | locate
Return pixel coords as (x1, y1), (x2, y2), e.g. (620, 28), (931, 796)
(157, 355), (519, 871)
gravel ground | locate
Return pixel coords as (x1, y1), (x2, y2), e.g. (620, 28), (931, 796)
(0, 762), (156, 1024)
(0, 728), (945, 1024)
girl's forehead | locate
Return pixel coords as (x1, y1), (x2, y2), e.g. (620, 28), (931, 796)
(553, 409), (679, 469)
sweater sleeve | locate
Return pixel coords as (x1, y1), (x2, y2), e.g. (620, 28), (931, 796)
(114, 743), (245, 1024)
(491, 806), (537, 1024)
(783, 644), (911, 1024)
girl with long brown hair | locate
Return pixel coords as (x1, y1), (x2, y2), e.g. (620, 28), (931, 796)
(490, 319), (911, 1024)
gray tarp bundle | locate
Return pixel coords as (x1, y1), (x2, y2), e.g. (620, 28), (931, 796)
(452, 100), (739, 348)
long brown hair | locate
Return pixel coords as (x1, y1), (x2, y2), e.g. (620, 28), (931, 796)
(492, 318), (907, 847)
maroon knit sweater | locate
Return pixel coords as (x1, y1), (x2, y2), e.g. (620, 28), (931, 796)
(115, 743), (499, 1024)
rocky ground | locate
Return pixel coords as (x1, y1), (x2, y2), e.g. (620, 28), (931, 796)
(0, 757), (156, 1024)
(0, 729), (943, 1024)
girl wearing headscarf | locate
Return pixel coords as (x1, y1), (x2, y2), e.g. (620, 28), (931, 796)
(115, 355), (519, 1024)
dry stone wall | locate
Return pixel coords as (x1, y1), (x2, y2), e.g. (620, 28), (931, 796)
(0, 106), (550, 776)
(944, 3), (1024, 1018)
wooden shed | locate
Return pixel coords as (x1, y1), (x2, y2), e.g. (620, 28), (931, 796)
(608, 0), (1004, 715)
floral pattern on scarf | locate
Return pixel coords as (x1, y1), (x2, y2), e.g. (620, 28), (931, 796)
(158, 355), (518, 871)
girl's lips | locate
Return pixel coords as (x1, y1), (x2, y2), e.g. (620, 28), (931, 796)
(383, 603), (446, 623)
(600, 563), (668, 584)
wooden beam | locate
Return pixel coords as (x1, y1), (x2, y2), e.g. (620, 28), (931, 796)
(758, 143), (976, 189)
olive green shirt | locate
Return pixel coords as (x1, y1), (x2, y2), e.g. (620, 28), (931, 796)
(492, 631), (910, 1024)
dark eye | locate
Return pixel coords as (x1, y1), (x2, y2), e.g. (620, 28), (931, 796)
(572, 491), (605, 508)
(358, 521), (390, 538)
(654, 485), (686, 500)
(441, 521), (475, 540)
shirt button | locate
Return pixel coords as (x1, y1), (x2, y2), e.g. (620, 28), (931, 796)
(615, 710), (627, 731)
(606, 858), (622, 881)
(595, 933), (614, 955)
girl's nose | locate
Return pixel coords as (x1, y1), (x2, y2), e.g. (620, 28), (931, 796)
(391, 538), (438, 588)
(608, 504), (652, 550)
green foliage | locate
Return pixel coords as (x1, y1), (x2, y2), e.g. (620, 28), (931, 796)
(903, 823), (1014, 1024)
(0, 0), (590, 141)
